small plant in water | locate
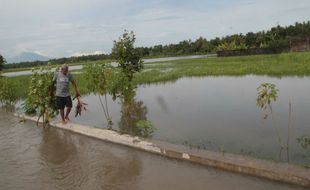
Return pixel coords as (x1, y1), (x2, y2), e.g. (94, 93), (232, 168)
(256, 83), (284, 159)
(256, 83), (293, 163)
(256, 83), (278, 119)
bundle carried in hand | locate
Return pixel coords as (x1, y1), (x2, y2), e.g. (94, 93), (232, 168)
(74, 96), (88, 117)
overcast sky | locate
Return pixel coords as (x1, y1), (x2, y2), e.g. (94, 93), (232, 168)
(0, 0), (309, 58)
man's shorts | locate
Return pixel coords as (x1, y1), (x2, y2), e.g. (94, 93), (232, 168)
(56, 96), (72, 110)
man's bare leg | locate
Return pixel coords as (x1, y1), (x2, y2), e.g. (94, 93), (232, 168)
(60, 109), (67, 124)
(65, 107), (72, 122)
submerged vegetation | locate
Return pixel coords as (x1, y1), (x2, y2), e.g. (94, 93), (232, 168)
(135, 51), (310, 84)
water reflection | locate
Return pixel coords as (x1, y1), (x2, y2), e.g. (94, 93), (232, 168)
(99, 154), (141, 190)
(156, 96), (169, 113)
(119, 97), (150, 137)
(0, 104), (16, 112)
(38, 128), (84, 189)
(134, 76), (310, 165)
(39, 128), (77, 165)
(38, 126), (143, 190)
(118, 86), (154, 138)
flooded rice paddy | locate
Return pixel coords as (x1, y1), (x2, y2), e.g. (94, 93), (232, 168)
(0, 111), (307, 190)
(67, 75), (310, 166)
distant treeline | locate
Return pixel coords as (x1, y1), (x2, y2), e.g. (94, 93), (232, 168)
(3, 21), (310, 69)
(136, 21), (310, 57)
(4, 54), (111, 70)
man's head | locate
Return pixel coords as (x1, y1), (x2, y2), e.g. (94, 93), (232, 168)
(61, 65), (68, 75)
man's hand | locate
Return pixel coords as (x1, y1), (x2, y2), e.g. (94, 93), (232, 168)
(75, 92), (81, 98)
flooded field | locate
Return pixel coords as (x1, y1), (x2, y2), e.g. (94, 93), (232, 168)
(0, 111), (307, 190)
(2, 55), (213, 77)
(68, 75), (310, 165)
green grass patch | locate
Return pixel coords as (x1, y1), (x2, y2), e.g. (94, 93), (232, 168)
(134, 52), (310, 84)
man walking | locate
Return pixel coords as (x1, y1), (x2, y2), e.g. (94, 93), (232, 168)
(52, 65), (79, 124)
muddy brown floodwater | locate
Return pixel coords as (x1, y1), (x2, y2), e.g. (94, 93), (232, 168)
(0, 111), (307, 190)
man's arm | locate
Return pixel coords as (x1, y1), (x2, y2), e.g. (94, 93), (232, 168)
(71, 80), (80, 97)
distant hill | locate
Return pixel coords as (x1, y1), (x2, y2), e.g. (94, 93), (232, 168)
(7, 52), (50, 63)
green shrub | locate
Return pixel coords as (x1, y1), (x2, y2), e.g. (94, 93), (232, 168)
(23, 66), (58, 126)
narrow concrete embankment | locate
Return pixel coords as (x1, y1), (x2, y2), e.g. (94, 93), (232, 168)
(15, 113), (310, 188)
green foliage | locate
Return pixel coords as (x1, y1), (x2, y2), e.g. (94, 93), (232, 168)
(4, 75), (30, 100)
(0, 54), (5, 71)
(110, 30), (145, 103)
(138, 21), (310, 57)
(256, 83), (291, 162)
(111, 31), (153, 136)
(112, 30), (144, 81)
(256, 83), (279, 111)
(84, 31), (145, 130)
(216, 40), (248, 51)
(109, 72), (136, 102)
(84, 63), (113, 95)
(0, 77), (18, 106)
(24, 65), (58, 126)
(84, 63), (114, 128)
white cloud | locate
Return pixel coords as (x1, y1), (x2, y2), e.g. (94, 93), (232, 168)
(0, 0), (309, 59)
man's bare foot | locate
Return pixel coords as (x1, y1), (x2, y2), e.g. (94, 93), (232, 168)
(61, 120), (67, 125)
(65, 117), (71, 122)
